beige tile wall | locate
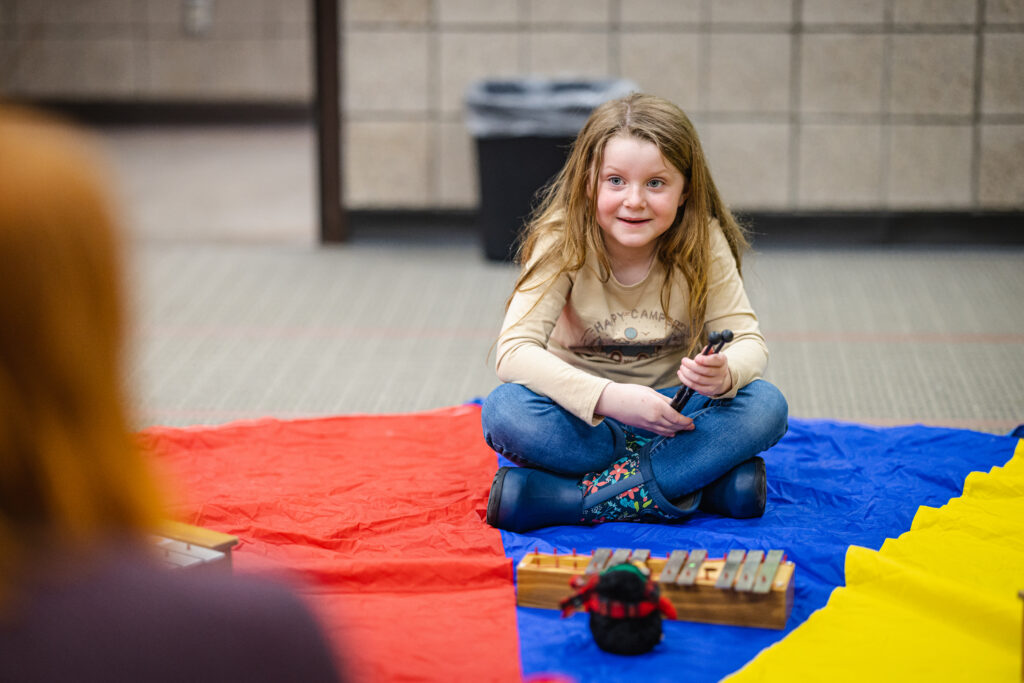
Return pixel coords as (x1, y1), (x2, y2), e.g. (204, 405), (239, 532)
(0, 0), (311, 100)
(2, 0), (1023, 211)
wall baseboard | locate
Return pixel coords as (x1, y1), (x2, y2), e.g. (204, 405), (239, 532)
(12, 99), (312, 127)
(737, 211), (1024, 246)
(349, 209), (1024, 247)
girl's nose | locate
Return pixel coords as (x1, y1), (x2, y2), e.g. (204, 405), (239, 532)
(624, 186), (645, 208)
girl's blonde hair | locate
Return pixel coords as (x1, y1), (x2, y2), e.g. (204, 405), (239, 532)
(0, 108), (163, 594)
(512, 93), (749, 355)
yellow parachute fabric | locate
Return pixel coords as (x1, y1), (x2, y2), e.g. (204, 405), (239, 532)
(726, 439), (1024, 682)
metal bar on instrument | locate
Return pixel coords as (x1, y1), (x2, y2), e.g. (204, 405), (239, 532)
(659, 550), (688, 584)
(752, 549), (785, 594)
(607, 548), (632, 568)
(152, 537), (227, 569)
(733, 550), (765, 592)
(716, 549), (746, 589)
(677, 549), (707, 586)
(585, 548), (613, 574)
(631, 549), (651, 565)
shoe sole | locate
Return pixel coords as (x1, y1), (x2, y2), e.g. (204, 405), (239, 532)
(486, 467), (509, 528)
(753, 456), (766, 515)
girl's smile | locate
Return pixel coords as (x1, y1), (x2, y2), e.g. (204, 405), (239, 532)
(595, 135), (687, 268)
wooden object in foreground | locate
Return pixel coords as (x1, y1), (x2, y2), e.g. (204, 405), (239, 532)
(516, 547), (795, 630)
(152, 521), (240, 573)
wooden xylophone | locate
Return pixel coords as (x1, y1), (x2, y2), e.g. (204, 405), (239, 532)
(152, 521), (239, 573)
(516, 547), (795, 630)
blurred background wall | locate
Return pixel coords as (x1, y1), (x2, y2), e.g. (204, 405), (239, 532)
(2, 0), (1022, 216)
(0, 1), (311, 102)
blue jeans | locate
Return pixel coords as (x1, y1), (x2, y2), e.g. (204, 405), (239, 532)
(481, 379), (789, 500)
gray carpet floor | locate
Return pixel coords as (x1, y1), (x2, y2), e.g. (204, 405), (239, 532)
(125, 236), (1024, 434)
(96, 125), (1023, 434)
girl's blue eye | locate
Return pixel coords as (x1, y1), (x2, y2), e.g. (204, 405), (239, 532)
(608, 176), (624, 186)
(648, 179), (664, 188)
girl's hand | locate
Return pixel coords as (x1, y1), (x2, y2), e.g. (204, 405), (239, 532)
(678, 352), (733, 397)
(595, 383), (694, 437)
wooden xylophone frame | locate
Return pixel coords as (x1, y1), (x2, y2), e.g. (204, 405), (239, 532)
(153, 521), (240, 573)
(516, 547), (795, 630)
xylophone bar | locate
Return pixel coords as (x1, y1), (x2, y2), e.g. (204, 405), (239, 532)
(715, 549), (746, 589)
(734, 550), (765, 592)
(660, 550), (689, 583)
(752, 550), (785, 594)
(152, 537), (229, 570)
(678, 549), (707, 586)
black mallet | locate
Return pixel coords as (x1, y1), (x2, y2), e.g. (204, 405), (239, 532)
(669, 329), (733, 412)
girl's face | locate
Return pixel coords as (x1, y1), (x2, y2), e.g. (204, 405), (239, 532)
(594, 134), (687, 261)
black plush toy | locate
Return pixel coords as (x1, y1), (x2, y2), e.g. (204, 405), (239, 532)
(560, 563), (677, 655)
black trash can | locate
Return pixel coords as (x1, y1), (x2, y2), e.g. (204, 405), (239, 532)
(465, 78), (637, 261)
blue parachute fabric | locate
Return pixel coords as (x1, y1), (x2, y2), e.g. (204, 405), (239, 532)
(498, 418), (1019, 683)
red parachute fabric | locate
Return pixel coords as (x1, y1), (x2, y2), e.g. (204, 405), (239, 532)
(140, 404), (521, 682)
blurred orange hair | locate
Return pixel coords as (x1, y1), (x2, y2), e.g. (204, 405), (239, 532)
(0, 107), (163, 591)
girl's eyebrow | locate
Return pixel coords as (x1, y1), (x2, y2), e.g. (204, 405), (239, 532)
(602, 163), (672, 176)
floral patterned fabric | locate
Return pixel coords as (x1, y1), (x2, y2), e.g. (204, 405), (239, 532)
(578, 431), (668, 523)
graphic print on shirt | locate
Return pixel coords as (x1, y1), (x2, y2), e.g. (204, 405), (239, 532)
(568, 307), (689, 363)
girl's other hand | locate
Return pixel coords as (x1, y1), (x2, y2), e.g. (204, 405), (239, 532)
(678, 352), (733, 397)
(595, 383), (694, 437)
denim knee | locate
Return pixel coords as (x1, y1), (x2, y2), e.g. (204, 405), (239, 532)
(742, 379), (789, 451)
(481, 383), (555, 467)
(480, 383), (622, 475)
(481, 384), (525, 455)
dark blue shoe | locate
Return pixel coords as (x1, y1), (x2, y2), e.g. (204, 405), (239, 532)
(486, 466), (583, 533)
(699, 456), (766, 519)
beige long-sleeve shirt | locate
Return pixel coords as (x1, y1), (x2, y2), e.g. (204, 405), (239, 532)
(495, 220), (768, 425)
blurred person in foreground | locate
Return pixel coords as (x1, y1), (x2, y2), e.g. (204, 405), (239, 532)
(0, 107), (342, 682)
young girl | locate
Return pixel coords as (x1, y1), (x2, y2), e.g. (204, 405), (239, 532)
(482, 93), (788, 533)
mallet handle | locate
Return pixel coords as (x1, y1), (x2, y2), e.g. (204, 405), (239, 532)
(669, 330), (732, 412)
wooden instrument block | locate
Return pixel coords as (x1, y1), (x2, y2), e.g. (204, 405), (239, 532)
(516, 548), (795, 630)
(153, 521), (240, 573)
(160, 521), (239, 554)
